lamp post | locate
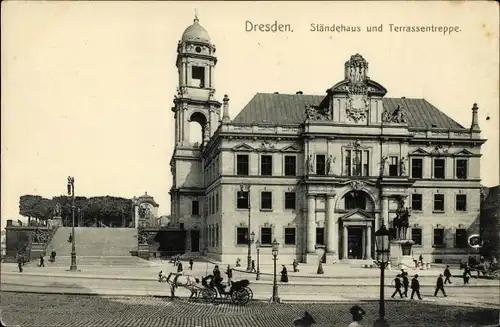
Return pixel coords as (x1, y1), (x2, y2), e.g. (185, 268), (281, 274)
(238, 183), (253, 271)
(374, 224), (390, 327)
(256, 240), (261, 280)
(270, 238), (280, 303)
(67, 176), (78, 271)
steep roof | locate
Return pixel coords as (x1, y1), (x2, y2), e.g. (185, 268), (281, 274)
(232, 93), (465, 130)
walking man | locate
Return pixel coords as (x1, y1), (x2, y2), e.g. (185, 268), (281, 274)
(434, 274), (447, 297)
(410, 274), (423, 300)
(189, 258), (194, 270)
(402, 271), (410, 297)
(443, 265), (452, 284)
(226, 265), (233, 285)
(251, 260), (256, 273)
(16, 252), (23, 273)
(177, 260), (183, 273)
(391, 274), (404, 299)
(38, 254), (45, 267)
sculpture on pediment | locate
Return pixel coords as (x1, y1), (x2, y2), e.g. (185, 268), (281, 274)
(350, 180), (364, 191)
(305, 104), (331, 121)
(260, 140), (276, 150)
(345, 54), (369, 83)
(381, 107), (391, 123)
(326, 155), (336, 175)
(379, 156), (388, 176)
(432, 145), (449, 155)
(391, 105), (407, 123)
(306, 154), (315, 174)
(400, 157), (408, 176)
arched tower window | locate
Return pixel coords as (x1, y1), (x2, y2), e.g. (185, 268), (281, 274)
(187, 112), (207, 145)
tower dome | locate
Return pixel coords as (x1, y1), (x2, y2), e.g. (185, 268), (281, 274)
(181, 16), (211, 44)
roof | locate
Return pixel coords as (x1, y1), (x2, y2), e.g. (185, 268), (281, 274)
(181, 18), (211, 44)
(232, 93), (466, 130)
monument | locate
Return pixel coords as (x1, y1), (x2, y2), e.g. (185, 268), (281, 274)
(389, 196), (415, 269)
(49, 203), (63, 228)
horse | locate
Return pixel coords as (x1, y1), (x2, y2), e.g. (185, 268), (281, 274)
(159, 270), (200, 299)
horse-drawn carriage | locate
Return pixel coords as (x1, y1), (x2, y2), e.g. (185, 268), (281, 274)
(460, 256), (500, 279)
(158, 271), (253, 305)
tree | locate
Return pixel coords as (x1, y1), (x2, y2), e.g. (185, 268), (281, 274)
(19, 195), (43, 219)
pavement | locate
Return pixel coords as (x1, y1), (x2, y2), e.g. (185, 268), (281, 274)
(1, 292), (499, 327)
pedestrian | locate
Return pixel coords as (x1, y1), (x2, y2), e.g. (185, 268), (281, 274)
(348, 305), (366, 327)
(443, 265), (452, 284)
(434, 274), (447, 297)
(68, 233), (72, 243)
(462, 269), (470, 285)
(391, 274), (403, 298)
(16, 252), (23, 273)
(293, 259), (300, 272)
(189, 258), (194, 270)
(177, 260), (183, 273)
(401, 271), (409, 297)
(418, 254), (424, 268)
(251, 260), (256, 272)
(38, 254), (45, 267)
(280, 265), (289, 282)
(50, 250), (56, 263)
(410, 274), (422, 300)
(293, 311), (316, 327)
(226, 265), (233, 284)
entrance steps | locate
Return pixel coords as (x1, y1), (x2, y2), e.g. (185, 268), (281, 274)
(31, 256), (150, 267)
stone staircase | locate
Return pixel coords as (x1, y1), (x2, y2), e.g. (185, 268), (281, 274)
(36, 255), (151, 267)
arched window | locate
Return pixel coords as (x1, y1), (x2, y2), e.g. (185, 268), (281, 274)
(344, 191), (367, 210)
(187, 112), (207, 146)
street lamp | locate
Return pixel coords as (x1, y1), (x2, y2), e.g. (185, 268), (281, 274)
(67, 176), (78, 271)
(255, 240), (261, 280)
(270, 238), (280, 303)
(374, 225), (391, 327)
(238, 183), (253, 271)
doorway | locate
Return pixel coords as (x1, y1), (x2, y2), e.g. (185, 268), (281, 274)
(190, 230), (200, 252)
(348, 227), (363, 259)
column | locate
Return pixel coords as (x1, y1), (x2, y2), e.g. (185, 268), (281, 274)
(325, 195), (336, 254)
(382, 196), (389, 227)
(307, 195), (316, 253)
(343, 226), (348, 259)
(366, 224), (373, 260)
(361, 228), (366, 259)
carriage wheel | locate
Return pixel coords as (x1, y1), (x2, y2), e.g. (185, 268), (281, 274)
(244, 287), (254, 300)
(160, 276), (168, 283)
(231, 288), (250, 305)
(200, 289), (216, 303)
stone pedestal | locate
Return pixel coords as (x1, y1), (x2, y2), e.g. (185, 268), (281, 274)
(137, 243), (149, 260)
(30, 243), (45, 261)
(51, 216), (63, 228)
(390, 240), (415, 269)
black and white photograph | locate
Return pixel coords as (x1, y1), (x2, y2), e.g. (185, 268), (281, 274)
(1, 1), (499, 326)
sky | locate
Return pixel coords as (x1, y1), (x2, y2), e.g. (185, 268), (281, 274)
(1, 1), (499, 230)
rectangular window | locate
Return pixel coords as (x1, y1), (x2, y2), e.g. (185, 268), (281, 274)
(237, 191), (249, 209)
(456, 194), (467, 212)
(191, 200), (199, 216)
(456, 159), (468, 179)
(236, 227), (248, 245)
(208, 196), (212, 215)
(284, 227), (296, 245)
(411, 158), (423, 178)
(191, 66), (205, 87)
(260, 191), (272, 210)
(411, 194), (422, 211)
(433, 229), (445, 247)
(211, 196), (215, 215)
(284, 192), (296, 210)
(316, 227), (325, 245)
(215, 193), (219, 213)
(260, 227), (272, 245)
(455, 229), (468, 248)
(260, 155), (273, 176)
(411, 228), (422, 245)
(236, 154), (249, 176)
(389, 156), (399, 177)
(316, 154), (326, 175)
(345, 150), (352, 176)
(433, 194), (445, 212)
(353, 150), (362, 176)
(434, 158), (445, 179)
(363, 150), (370, 176)
(284, 156), (297, 176)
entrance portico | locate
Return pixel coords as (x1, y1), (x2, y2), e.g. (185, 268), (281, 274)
(340, 209), (374, 260)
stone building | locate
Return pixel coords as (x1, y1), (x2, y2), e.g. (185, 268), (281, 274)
(169, 17), (486, 264)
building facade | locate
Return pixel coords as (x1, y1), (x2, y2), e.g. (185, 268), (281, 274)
(169, 17), (486, 264)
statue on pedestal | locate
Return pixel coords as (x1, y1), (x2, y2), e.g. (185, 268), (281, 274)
(379, 156), (388, 177)
(326, 155), (336, 175)
(392, 197), (410, 240)
(53, 203), (62, 217)
(306, 154), (315, 174)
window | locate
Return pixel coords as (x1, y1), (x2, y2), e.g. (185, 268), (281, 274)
(389, 156), (399, 176)
(316, 155), (326, 175)
(456, 159), (468, 179)
(455, 229), (467, 248)
(411, 158), (423, 178)
(284, 227), (296, 245)
(260, 155), (273, 176)
(456, 194), (467, 212)
(316, 227), (325, 245)
(260, 227), (272, 245)
(236, 227), (248, 245)
(208, 196), (212, 215)
(345, 151), (351, 176)
(433, 228), (445, 247)
(236, 155), (249, 176)
(344, 191), (366, 210)
(215, 225), (219, 247)
(191, 66), (205, 87)
(345, 150), (369, 176)
(284, 192), (296, 210)
(389, 228), (398, 241)
(362, 150), (370, 176)
(211, 196), (215, 215)
(433, 194), (445, 212)
(434, 158), (445, 179)
(260, 191), (272, 210)
(352, 150), (362, 176)
(215, 193), (219, 213)
(411, 228), (422, 245)
(191, 200), (200, 216)
(237, 191), (249, 209)
(284, 156), (297, 176)
(411, 194), (422, 211)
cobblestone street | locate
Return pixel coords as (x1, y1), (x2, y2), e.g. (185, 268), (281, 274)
(2, 292), (498, 327)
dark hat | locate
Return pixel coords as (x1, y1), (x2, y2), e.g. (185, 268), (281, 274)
(439, 274), (443, 277)
(396, 274), (401, 277)
(414, 274), (419, 278)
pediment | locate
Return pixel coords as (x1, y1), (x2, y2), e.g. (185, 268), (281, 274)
(327, 79), (387, 96)
(231, 143), (254, 152)
(340, 208), (374, 221)
(410, 148), (429, 156)
(453, 149), (474, 156)
(280, 145), (301, 153)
